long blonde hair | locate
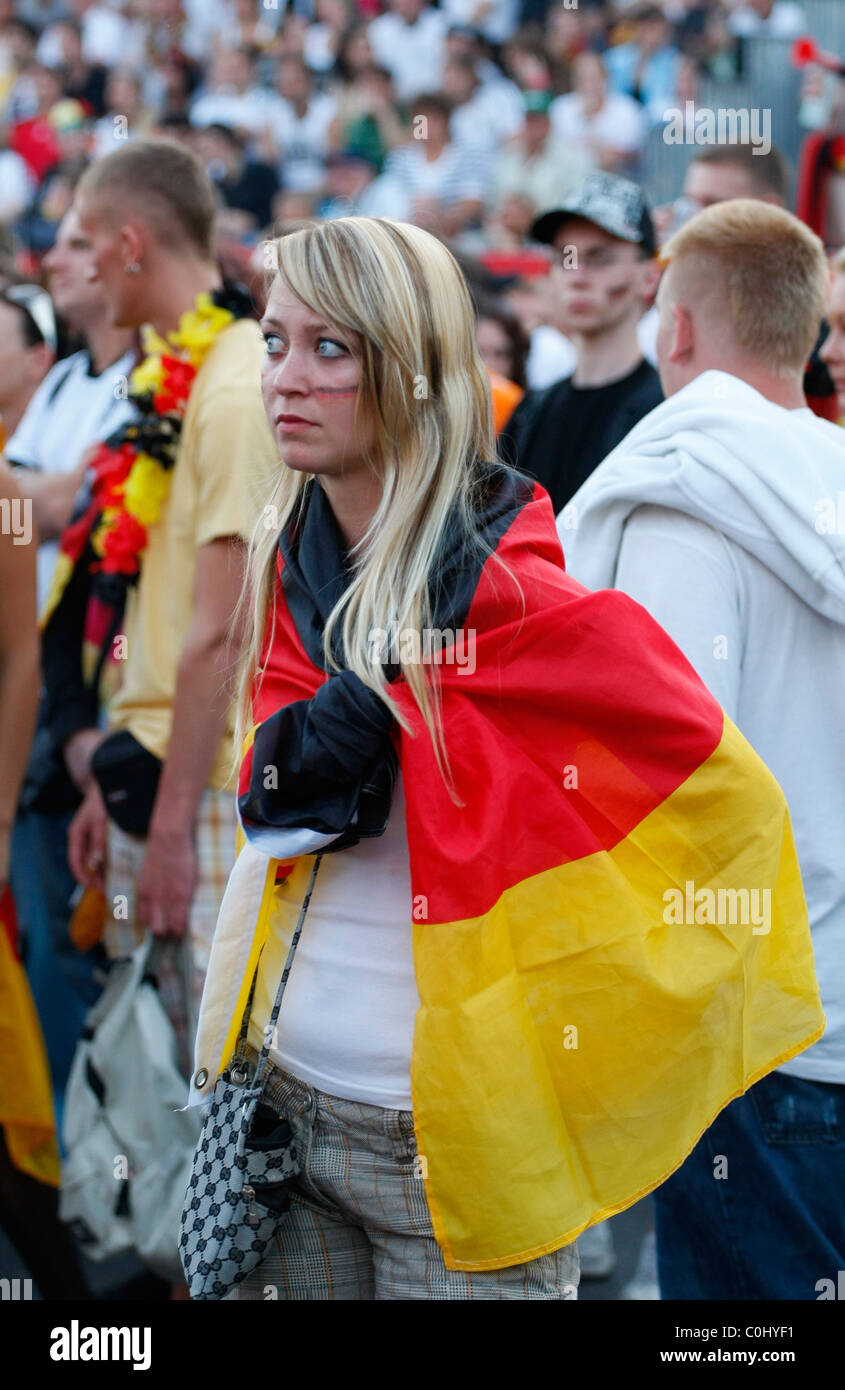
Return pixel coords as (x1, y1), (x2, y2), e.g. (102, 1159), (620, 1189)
(236, 216), (509, 789)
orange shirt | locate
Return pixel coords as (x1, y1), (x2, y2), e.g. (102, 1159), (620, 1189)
(489, 369), (523, 436)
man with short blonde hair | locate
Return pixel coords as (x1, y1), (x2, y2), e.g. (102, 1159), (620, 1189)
(565, 199), (845, 1299)
(658, 199), (829, 386)
(67, 139), (279, 1108)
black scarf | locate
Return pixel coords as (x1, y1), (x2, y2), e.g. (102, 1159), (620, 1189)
(238, 462), (534, 851)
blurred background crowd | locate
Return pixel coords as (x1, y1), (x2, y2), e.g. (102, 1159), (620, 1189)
(1, 0), (845, 417)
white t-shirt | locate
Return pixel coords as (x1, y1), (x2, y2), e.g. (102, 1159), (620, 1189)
(550, 90), (648, 159)
(450, 80), (524, 152)
(189, 85), (282, 137)
(6, 348), (137, 610)
(248, 774), (420, 1109)
(0, 149), (34, 221)
(368, 8), (448, 103)
(274, 92), (338, 192)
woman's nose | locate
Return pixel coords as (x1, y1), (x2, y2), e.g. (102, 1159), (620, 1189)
(269, 347), (310, 394)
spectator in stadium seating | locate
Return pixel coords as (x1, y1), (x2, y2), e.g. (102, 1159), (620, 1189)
(273, 55), (338, 193)
(189, 46), (278, 141)
(327, 62), (406, 173)
(604, 3), (681, 124)
(550, 51), (648, 174)
(0, 143), (35, 224)
(368, 0), (448, 104)
(0, 284), (54, 447)
(500, 25), (553, 92)
(441, 0), (520, 48)
(196, 122), (278, 230)
(443, 54), (523, 153)
(37, 0), (145, 70)
(91, 67), (155, 157)
(493, 88), (592, 213)
(45, 17), (106, 117)
(0, 18), (42, 122)
(332, 23), (376, 86)
(9, 62), (63, 181)
(476, 292), (530, 391)
(382, 91), (490, 237)
(304, 0), (356, 75)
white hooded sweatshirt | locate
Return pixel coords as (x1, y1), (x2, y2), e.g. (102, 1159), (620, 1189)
(562, 369), (845, 1083)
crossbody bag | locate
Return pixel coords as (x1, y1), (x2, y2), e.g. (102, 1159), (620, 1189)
(179, 853), (322, 1300)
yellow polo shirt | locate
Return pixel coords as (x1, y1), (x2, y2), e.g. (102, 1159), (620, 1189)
(108, 317), (279, 791)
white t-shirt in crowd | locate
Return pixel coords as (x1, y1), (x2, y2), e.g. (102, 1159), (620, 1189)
(450, 80), (525, 152)
(189, 85), (282, 137)
(368, 8), (448, 103)
(0, 149), (34, 222)
(550, 90), (648, 160)
(274, 92), (338, 192)
(248, 774), (419, 1110)
(6, 348), (137, 610)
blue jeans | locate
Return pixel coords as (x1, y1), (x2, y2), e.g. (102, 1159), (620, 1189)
(654, 1070), (845, 1300)
(11, 807), (105, 1105)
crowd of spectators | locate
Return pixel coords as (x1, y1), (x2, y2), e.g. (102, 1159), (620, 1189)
(0, 1), (822, 279)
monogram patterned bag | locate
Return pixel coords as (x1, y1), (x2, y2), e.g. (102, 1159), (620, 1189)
(179, 856), (322, 1300)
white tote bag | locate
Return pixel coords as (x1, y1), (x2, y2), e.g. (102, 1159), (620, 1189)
(60, 934), (202, 1281)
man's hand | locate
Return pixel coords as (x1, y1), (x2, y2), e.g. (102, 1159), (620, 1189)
(68, 780), (108, 890)
(137, 829), (197, 939)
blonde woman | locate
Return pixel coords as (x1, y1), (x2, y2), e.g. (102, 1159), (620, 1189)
(183, 217), (823, 1301)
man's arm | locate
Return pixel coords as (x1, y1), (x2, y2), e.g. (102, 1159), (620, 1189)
(614, 504), (744, 719)
(12, 455), (90, 541)
(137, 536), (249, 937)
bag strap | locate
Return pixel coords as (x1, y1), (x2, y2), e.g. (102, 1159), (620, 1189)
(247, 852), (323, 1093)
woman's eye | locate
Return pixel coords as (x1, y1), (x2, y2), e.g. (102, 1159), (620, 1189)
(263, 333), (284, 356)
(317, 338), (347, 358)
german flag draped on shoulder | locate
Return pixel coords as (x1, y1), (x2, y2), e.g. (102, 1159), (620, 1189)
(191, 461), (824, 1272)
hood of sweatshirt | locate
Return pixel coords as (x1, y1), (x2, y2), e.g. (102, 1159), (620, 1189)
(563, 369), (845, 625)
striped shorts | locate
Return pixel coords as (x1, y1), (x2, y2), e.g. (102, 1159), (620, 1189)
(228, 1057), (580, 1301)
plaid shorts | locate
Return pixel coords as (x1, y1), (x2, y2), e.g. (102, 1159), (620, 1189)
(103, 787), (237, 1075)
(228, 1056), (580, 1301)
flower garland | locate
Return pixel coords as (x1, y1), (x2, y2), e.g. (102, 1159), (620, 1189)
(41, 283), (254, 629)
